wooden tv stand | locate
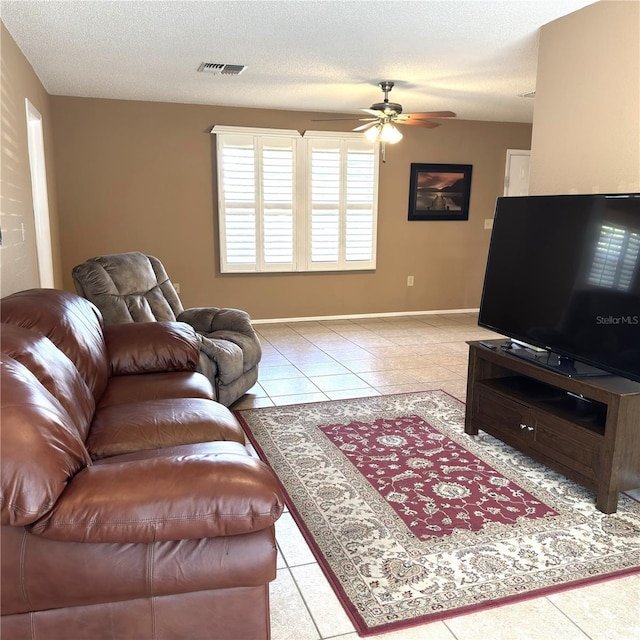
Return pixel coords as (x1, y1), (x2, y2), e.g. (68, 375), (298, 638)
(465, 341), (640, 513)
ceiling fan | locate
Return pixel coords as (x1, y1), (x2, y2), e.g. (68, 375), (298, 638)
(315, 81), (456, 145)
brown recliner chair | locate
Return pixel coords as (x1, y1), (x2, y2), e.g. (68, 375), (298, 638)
(72, 252), (261, 406)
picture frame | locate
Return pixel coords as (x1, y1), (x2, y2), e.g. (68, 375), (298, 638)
(408, 163), (473, 221)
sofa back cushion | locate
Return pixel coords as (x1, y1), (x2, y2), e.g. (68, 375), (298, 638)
(1, 356), (92, 526)
(1, 323), (95, 442)
(1, 289), (109, 402)
(72, 252), (184, 324)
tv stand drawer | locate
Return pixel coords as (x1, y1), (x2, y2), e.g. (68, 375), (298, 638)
(472, 384), (529, 448)
(472, 382), (602, 485)
(529, 416), (601, 484)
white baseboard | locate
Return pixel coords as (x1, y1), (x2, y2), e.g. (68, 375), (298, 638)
(252, 308), (480, 324)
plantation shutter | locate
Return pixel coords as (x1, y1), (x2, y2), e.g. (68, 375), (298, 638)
(262, 138), (295, 268)
(310, 139), (340, 264)
(345, 142), (376, 263)
(218, 133), (257, 269)
(213, 126), (378, 273)
(216, 128), (299, 272)
(306, 134), (377, 270)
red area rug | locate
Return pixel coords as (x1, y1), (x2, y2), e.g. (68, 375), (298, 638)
(236, 391), (640, 637)
(319, 414), (556, 538)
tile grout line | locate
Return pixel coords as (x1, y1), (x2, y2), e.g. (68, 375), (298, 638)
(546, 596), (595, 640)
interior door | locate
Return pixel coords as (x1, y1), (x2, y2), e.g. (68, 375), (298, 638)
(504, 149), (531, 196)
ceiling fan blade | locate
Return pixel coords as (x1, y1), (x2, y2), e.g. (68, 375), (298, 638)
(400, 119), (441, 129)
(353, 121), (378, 132)
(312, 116), (368, 122)
(404, 111), (457, 119)
(313, 108), (383, 120)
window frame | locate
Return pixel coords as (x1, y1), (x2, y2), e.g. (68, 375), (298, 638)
(212, 125), (379, 274)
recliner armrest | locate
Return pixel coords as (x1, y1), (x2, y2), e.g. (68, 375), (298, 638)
(29, 442), (284, 543)
(105, 321), (200, 375)
(178, 307), (256, 336)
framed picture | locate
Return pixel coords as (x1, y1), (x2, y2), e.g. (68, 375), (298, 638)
(408, 163), (473, 221)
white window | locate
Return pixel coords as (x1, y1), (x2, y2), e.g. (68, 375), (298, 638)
(213, 126), (379, 273)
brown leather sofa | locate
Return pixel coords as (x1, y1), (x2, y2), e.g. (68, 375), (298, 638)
(0, 288), (284, 640)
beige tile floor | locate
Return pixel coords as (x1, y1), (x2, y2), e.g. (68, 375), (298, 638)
(232, 313), (640, 640)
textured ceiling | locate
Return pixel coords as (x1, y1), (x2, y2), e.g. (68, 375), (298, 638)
(1, 0), (596, 123)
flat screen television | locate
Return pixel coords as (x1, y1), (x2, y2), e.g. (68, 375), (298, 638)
(478, 193), (640, 383)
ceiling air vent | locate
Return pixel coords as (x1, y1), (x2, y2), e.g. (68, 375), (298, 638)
(197, 62), (246, 76)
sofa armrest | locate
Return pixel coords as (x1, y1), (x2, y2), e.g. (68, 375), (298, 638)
(29, 443), (284, 543)
(105, 322), (200, 375)
(178, 307), (256, 336)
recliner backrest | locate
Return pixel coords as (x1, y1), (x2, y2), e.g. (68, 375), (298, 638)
(72, 252), (184, 325)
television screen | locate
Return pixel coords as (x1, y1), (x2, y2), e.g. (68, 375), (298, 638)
(478, 193), (640, 383)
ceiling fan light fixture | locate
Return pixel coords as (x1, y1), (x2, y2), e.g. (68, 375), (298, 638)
(379, 123), (403, 144)
(363, 122), (403, 144)
(364, 124), (381, 142)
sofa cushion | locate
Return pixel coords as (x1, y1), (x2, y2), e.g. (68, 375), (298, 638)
(30, 441), (284, 543)
(1, 289), (110, 402)
(98, 371), (215, 408)
(1, 357), (91, 527)
(87, 398), (245, 459)
(1, 323), (96, 442)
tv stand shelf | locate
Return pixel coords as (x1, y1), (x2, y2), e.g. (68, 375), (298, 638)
(465, 341), (640, 513)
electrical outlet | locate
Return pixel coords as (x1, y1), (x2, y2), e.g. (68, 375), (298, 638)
(407, 276), (414, 287)
(174, 282), (181, 293)
(484, 218), (494, 230)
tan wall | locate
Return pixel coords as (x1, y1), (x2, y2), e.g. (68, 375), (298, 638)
(52, 96), (531, 319)
(530, 0), (640, 194)
(0, 22), (62, 295)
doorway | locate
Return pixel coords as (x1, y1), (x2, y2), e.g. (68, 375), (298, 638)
(25, 99), (54, 288)
(504, 149), (531, 196)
